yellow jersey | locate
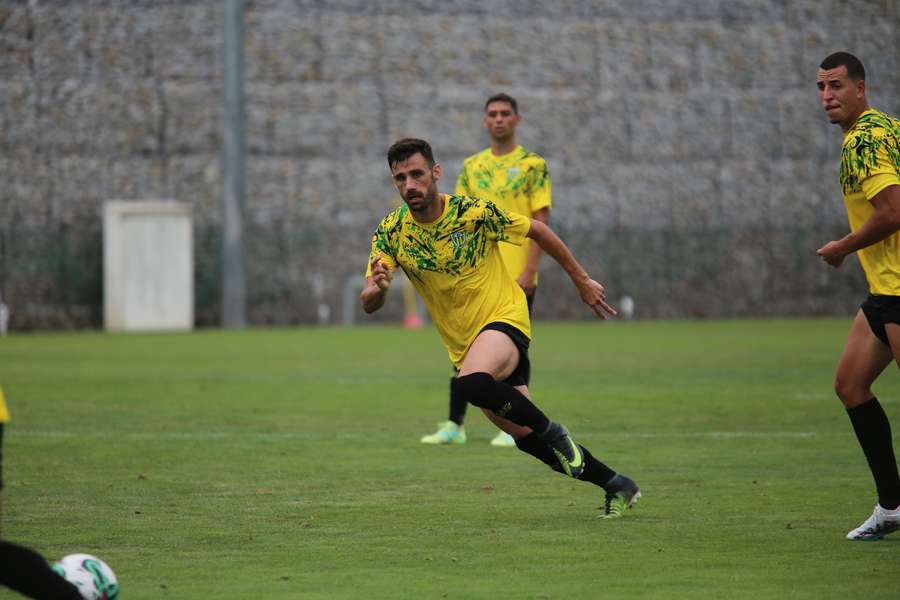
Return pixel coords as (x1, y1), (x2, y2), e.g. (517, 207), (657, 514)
(0, 385), (9, 423)
(841, 109), (900, 295)
(367, 194), (532, 368)
(455, 145), (551, 285)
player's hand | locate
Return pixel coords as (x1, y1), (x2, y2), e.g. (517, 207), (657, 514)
(370, 255), (393, 291)
(816, 241), (846, 268)
(578, 278), (617, 319)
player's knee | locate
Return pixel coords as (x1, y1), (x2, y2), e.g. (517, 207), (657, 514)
(453, 372), (499, 410)
(833, 374), (869, 407)
(833, 374), (852, 404)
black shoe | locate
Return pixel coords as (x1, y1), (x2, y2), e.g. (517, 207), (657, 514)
(602, 474), (641, 519)
(540, 422), (585, 478)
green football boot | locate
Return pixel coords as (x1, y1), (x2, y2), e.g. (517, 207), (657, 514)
(420, 421), (466, 445)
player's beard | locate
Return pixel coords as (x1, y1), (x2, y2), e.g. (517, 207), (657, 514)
(406, 186), (437, 215)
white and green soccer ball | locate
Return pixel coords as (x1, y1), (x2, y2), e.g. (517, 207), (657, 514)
(52, 553), (120, 600)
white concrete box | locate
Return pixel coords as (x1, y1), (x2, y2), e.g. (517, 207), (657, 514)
(104, 201), (194, 331)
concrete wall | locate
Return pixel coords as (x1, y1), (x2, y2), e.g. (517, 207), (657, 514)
(1, 0), (898, 328)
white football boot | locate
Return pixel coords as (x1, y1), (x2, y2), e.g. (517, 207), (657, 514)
(846, 503), (900, 541)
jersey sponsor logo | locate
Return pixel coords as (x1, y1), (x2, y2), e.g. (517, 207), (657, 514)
(450, 229), (467, 250)
(507, 167), (520, 179)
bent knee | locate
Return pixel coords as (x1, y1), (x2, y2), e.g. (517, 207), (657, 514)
(453, 372), (496, 409)
(833, 375), (872, 408)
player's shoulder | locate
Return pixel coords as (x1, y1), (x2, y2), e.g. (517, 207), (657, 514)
(517, 147), (550, 178)
(518, 145), (548, 165)
(451, 194), (512, 224)
(447, 193), (485, 214)
(375, 205), (409, 234)
(846, 109), (900, 147)
(461, 147), (492, 167)
(860, 108), (900, 130)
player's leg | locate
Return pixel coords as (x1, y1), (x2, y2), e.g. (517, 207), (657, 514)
(486, 292), (539, 450)
(480, 407), (532, 438)
(420, 372), (468, 445)
(456, 328), (640, 502)
(459, 328), (601, 479)
(479, 384), (640, 516)
(848, 319), (900, 539)
(456, 329), (552, 431)
(835, 309), (900, 540)
(457, 328), (587, 476)
(835, 310), (893, 408)
(0, 423), (82, 599)
(0, 542), (83, 600)
(878, 321), (900, 511)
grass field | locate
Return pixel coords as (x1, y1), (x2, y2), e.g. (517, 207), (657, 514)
(1, 319), (898, 599)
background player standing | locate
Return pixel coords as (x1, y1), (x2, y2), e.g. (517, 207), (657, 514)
(421, 93), (552, 448)
(815, 51), (900, 541)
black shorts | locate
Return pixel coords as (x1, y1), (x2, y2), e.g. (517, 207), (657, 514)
(479, 321), (532, 387)
(861, 294), (900, 346)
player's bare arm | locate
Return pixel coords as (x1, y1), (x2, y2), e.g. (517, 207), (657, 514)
(526, 219), (616, 319)
(361, 255), (393, 313)
(517, 207), (549, 294)
(817, 184), (900, 267)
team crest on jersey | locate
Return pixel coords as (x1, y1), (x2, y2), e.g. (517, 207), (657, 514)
(507, 167), (520, 179)
(450, 229), (467, 250)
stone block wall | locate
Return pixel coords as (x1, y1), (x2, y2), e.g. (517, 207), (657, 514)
(1, 0), (898, 328)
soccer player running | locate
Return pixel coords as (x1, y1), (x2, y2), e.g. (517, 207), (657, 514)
(421, 93), (552, 449)
(0, 386), (83, 599)
(815, 51), (900, 541)
(362, 138), (640, 517)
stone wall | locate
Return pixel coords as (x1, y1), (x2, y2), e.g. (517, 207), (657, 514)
(1, 0), (898, 328)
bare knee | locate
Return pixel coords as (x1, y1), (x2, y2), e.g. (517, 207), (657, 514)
(833, 374), (872, 408)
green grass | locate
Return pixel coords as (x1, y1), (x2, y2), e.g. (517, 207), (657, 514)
(1, 319), (899, 599)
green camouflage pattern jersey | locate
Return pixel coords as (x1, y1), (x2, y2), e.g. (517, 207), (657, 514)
(840, 108), (900, 295)
(367, 194), (532, 367)
(455, 145), (551, 285)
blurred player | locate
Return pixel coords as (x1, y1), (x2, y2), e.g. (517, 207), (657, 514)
(362, 138), (640, 517)
(815, 51), (900, 540)
(0, 386), (83, 598)
(421, 93), (551, 448)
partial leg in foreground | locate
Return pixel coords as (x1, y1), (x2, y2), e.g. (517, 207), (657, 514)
(0, 541), (82, 600)
(835, 312), (900, 539)
(480, 394), (641, 518)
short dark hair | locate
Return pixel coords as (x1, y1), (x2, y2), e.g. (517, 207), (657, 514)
(387, 138), (435, 168)
(820, 52), (866, 81)
(485, 93), (518, 114)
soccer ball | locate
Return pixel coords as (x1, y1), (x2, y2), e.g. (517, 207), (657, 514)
(52, 554), (120, 600)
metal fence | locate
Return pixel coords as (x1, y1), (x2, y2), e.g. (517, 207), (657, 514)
(0, 219), (866, 330)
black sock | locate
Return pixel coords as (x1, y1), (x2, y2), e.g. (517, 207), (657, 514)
(514, 433), (617, 488)
(499, 383), (551, 433)
(454, 373), (551, 433)
(448, 376), (467, 426)
(847, 397), (900, 510)
(0, 541), (82, 600)
(515, 432), (564, 473)
(579, 445), (618, 489)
